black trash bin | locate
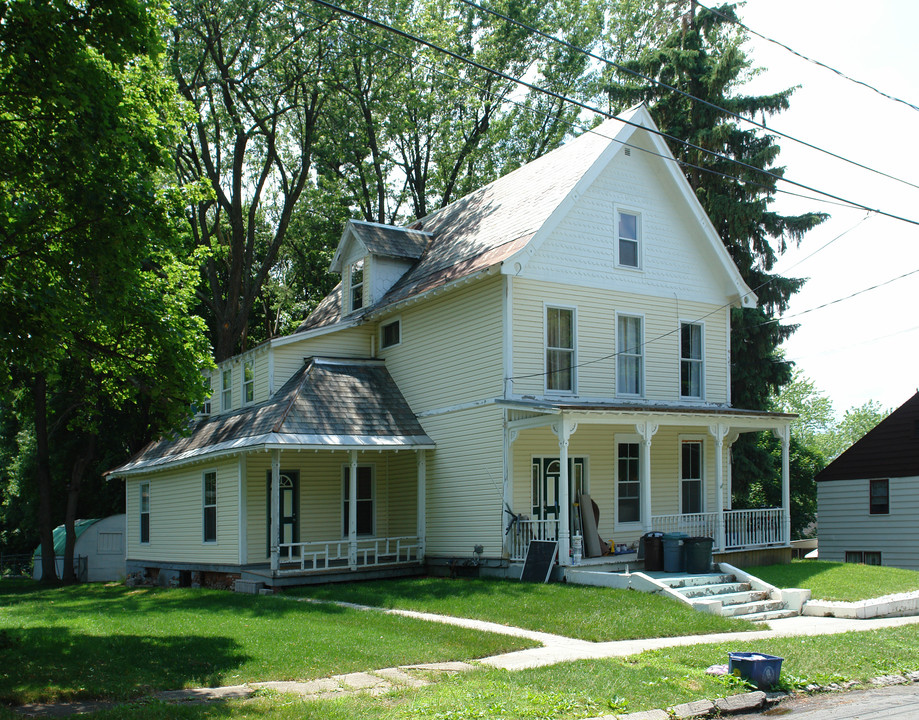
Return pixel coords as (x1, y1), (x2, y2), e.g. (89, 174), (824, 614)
(684, 536), (715, 574)
(641, 532), (664, 571)
(662, 532), (689, 572)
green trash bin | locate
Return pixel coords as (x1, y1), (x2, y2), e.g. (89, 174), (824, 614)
(684, 536), (714, 573)
(662, 532), (689, 572)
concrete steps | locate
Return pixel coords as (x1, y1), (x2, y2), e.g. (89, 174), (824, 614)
(655, 568), (798, 621)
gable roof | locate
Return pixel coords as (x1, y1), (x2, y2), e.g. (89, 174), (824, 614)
(329, 220), (430, 273)
(816, 392), (919, 482)
(297, 104), (754, 334)
(109, 359), (434, 477)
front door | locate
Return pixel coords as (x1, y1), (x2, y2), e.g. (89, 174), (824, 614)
(266, 470), (299, 557)
(531, 458), (586, 537)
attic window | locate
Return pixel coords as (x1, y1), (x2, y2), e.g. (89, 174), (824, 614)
(349, 259), (364, 312)
(616, 210), (641, 269)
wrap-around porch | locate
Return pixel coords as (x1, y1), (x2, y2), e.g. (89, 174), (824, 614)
(502, 403), (794, 564)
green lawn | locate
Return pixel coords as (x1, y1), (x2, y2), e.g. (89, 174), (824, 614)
(0, 581), (535, 705)
(751, 560), (919, 602)
(289, 576), (756, 642)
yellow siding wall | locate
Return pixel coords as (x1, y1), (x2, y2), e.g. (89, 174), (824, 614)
(271, 326), (373, 390)
(125, 459), (240, 564)
(511, 278), (728, 403)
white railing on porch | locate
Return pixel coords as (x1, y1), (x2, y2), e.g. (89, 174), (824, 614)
(508, 518), (557, 562)
(276, 536), (422, 575)
(651, 507), (786, 551)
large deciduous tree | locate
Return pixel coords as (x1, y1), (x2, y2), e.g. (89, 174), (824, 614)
(0, 0), (211, 581)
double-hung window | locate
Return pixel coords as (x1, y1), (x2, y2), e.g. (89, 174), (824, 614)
(343, 466), (374, 536)
(243, 360), (254, 404)
(680, 322), (704, 399)
(203, 471), (217, 543)
(680, 441), (703, 514)
(546, 307), (575, 393)
(869, 479), (889, 515)
(349, 259), (364, 312)
(617, 442), (640, 523)
(140, 482), (150, 544)
(617, 315), (643, 396)
(380, 318), (401, 349)
(222, 369), (232, 411)
(617, 210), (640, 268)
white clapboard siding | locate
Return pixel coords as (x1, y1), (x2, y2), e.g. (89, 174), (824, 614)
(270, 326), (374, 392)
(818, 477), (919, 570)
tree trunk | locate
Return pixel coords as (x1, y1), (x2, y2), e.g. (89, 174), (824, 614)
(33, 374), (58, 584)
(62, 434), (97, 584)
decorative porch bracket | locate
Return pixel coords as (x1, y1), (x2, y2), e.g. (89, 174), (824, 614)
(772, 424), (792, 546)
(270, 449), (280, 573)
(550, 419), (577, 565)
(708, 423), (729, 552)
(636, 421), (658, 533)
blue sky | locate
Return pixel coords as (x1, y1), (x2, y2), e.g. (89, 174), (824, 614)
(738, 0), (919, 414)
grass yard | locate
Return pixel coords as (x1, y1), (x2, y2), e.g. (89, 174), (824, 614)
(11, 622), (918, 720)
(0, 581), (535, 706)
(751, 560), (919, 602)
(289, 576), (757, 642)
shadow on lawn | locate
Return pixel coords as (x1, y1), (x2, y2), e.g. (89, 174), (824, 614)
(0, 626), (249, 705)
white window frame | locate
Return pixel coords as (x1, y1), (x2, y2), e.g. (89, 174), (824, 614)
(615, 435), (642, 527)
(380, 317), (402, 349)
(349, 258), (365, 313)
(242, 359), (254, 404)
(545, 304), (577, 395)
(615, 208), (642, 270)
(680, 321), (705, 400)
(203, 470), (217, 544)
(616, 312), (644, 397)
(221, 368), (232, 411)
(140, 481), (150, 544)
(342, 464), (375, 537)
(679, 437), (705, 515)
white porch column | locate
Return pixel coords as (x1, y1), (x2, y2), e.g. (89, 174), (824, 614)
(774, 425), (792, 545)
(349, 450), (358, 570)
(637, 421), (658, 533)
(270, 449), (280, 573)
(553, 418), (573, 565)
(709, 424), (728, 552)
(416, 449), (426, 559)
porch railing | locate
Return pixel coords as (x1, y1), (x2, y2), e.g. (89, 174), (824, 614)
(277, 536), (422, 575)
(651, 507), (786, 551)
(507, 518), (557, 562)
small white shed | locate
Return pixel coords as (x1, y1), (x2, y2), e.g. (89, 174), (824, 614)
(32, 514), (126, 582)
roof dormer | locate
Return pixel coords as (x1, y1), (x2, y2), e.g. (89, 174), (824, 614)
(330, 220), (431, 317)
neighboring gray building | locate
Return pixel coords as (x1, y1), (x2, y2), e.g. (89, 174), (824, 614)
(816, 392), (919, 569)
(33, 514), (126, 582)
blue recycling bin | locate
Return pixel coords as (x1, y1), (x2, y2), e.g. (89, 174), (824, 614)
(728, 652), (784, 689)
(662, 532), (689, 572)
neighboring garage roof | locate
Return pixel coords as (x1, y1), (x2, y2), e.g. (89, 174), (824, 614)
(109, 358), (434, 477)
(816, 391), (919, 482)
(33, 519), (101, 559)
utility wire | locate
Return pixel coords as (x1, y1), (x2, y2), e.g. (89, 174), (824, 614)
(308, 0), (919, 228)
(698, 1), (919, 114)
(458, 0), (919, 193)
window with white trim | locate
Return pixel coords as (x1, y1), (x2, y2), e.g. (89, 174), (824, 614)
(546, 306), (575, 393)
(140, 482), (150, 544)
(343, 466), (374, 536)
(617, 442), (640, 523)
(349, 259), (364, 312)
(222, 368), (232, 411)
(617, 210), (640, 268)
(380, 318), (401, 349)
(203, 471), (217, 543)
(243, 360), (254, 404)
(680, 441), (703, 514)
(680, 322), (703, 399)
(617, 315), (643, 396)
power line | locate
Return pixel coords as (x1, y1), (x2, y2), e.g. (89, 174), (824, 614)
(778, 267), (919, 322)
(698, 1), (919, 114)
(458, 0), (919, 193)
(308, 0), (919, 228)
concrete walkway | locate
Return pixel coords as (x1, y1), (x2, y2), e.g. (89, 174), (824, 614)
(14, 602), (919, 717)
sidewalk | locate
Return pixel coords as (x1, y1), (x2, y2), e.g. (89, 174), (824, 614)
(14, 603), (919, 717)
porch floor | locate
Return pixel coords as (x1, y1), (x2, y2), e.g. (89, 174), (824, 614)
(241, 561), (424, 588)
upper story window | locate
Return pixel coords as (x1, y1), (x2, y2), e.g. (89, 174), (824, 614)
(869, 479), (889, 515)
(546, 306), (575, 393)
(203, 471), (217, 543)
(617, 210), (641, 269)
(380, 318), (401, 349)
(680, 322), (704, 399)
(221, 368), (232, 411)
(349, 259), (364, 313)
(243, 360), (254, 404)
(617, 314), (643, 396)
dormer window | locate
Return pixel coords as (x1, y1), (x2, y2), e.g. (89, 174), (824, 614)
(349, 259), (364, 312)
